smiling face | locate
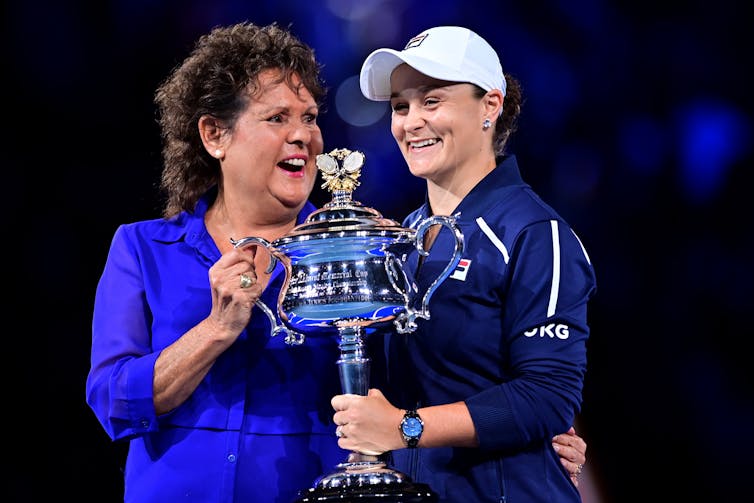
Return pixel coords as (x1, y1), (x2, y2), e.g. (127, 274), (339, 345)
(389, 63), (497, 189)
(221, 69), (322, 214)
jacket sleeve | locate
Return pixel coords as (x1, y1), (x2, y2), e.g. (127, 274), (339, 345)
(466, 219), (596, 451)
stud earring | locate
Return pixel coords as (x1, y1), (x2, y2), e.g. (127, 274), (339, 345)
(214, 149), (223, 158)
(482, 118), (492, 130)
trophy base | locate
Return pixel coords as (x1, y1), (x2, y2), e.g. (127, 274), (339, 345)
(294, 457), (437, 502)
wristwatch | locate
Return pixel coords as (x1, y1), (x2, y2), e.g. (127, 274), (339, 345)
(399, 409), (424, 448)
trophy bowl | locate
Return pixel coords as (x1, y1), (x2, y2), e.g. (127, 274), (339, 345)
(231, 148), (463, 501)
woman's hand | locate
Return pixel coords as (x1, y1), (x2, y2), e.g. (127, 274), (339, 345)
(552, 426), (587, 487)
(331, 389), (404, 456)
(206, 247), (262, 339)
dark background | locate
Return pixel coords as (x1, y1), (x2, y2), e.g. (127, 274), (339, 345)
(10, 0), (752, 501)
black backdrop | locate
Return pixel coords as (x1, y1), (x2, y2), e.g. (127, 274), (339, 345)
(9, 1), (753, 501)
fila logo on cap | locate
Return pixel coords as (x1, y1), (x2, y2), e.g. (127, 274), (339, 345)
(404, 33), (428, 50)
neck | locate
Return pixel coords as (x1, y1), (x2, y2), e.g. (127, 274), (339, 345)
(205, 196), (299, 253)
(426, 155), (497, 216)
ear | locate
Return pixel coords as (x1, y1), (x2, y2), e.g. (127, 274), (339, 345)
(482, 89), (504, 121)
(198, 115), (228, 158)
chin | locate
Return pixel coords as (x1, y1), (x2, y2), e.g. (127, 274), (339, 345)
(407, 162), (432, 179)
(277, 189), (311, 209)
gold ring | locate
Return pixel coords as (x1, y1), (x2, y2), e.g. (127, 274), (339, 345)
(240, 273), (254, 289)
(575, 463), (583, 476)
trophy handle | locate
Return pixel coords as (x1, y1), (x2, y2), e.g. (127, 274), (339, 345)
(384, 250), (413, 308)
(395, 215), (464, 334)
(230, 236), (306, 345)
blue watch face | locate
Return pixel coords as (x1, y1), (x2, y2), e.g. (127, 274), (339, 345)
(402, 417), (423, 436)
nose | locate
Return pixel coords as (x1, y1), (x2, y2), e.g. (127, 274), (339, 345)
(403, 105), (425, 132)
(287, 120), (312, 146)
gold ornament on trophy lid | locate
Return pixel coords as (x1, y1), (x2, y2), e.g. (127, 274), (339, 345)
(317, 148), (365, 194)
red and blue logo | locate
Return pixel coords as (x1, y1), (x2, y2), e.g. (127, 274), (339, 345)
(404, 33), (428, 50)
(450, 258), (471, 281)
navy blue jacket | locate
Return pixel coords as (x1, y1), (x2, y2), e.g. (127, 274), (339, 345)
(385, 155), (597, 502)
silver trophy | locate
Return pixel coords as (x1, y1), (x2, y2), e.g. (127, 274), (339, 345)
(231, 148), (464, 501)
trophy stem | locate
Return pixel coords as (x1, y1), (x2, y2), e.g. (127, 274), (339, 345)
(336, 325), (370, 396)
(293, 324), (437, 502)
(334, 325), (385, 468)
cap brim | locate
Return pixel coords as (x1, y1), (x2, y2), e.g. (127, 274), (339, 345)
(360, 48), (469, 101)
(359, 49), (404, 101)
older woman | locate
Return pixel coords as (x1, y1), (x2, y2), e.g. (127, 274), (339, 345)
(85, 22), (343, 502)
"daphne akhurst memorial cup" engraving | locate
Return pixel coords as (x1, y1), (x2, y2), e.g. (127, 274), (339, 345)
(231, 148), (464, 502)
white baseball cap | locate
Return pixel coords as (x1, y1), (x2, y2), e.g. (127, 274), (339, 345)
(359, 26), (506, 102)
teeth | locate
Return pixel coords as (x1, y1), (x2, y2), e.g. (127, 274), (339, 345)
(284, 158), (305, 166)
(410, 139), (438, 148)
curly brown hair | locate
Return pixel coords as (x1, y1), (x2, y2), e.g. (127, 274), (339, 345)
(154, 22), (326, 218)
(472, 73), (523, 158)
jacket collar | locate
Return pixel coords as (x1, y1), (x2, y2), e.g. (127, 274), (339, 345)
(412, 155), (527, 223)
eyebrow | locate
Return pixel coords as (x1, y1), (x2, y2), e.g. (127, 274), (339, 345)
(389, 83), (461, 99)
(256, 104), (319, 115)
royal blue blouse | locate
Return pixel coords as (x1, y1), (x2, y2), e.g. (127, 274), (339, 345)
(86, 189), (345, 502)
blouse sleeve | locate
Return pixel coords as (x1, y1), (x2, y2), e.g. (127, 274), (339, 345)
(85, 224), (161, 441)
